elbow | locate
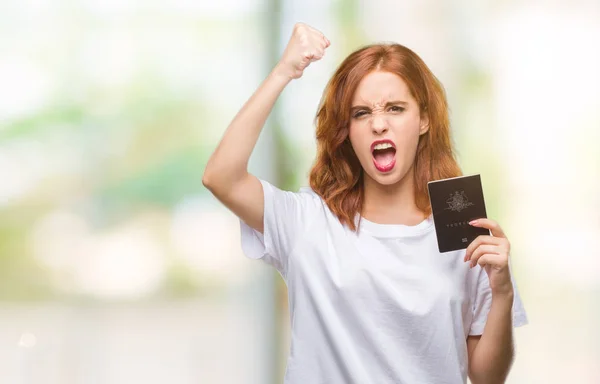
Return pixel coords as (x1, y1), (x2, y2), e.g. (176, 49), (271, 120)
(202, 158), (219, 190)
(202, 166), (219, 193)
(202, 164), (245, 197)
(201, 169), (212, 189)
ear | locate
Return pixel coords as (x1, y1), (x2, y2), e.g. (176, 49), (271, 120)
(419, 113), (430, 135)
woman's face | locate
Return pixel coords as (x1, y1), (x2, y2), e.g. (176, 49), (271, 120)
(348, 70), (429, 186)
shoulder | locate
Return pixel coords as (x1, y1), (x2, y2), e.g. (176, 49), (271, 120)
(261, 180), (327, 217)
(297, 185), (329, 214)
(298, 185), (322, 201)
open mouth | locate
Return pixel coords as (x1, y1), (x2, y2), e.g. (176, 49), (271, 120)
(371, 140), (396, 173)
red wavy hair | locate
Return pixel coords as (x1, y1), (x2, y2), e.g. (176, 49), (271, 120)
(308, 43), (462, 231)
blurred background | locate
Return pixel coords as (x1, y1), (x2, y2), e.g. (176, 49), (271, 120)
(0, 0), (598, 383)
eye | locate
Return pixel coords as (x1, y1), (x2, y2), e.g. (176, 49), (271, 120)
(352, 110), (369, 118)
(389, 105), (405, 112)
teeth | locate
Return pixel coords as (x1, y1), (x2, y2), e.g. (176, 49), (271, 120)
(373, 143), (393, 150)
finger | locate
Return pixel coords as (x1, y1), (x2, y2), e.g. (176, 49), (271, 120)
(469, 244), (500, 267)
(477, 253), (508, 269)
(464, 235), (503, 261)
(311, 34), (328, 50)
(469, 218), (506, 238)
(311, 48), (325, 61)
(474, 253), (502, 268)
(302, 51), (314, 61)
(465, 235), (502, 257)
(307, 26), (328, 44)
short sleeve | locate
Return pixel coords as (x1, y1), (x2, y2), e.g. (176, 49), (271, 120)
(469, 260), (529, 335)
(239, 179), (317, 277)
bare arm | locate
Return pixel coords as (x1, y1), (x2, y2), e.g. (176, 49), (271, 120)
(467, 292), (515, 384)
(464, 219), (519, 383)
(202, 23), (330, 232)
(202, 69), (290, 232)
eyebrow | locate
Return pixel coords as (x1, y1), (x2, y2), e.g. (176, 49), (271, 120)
(350, 100), (408, 111)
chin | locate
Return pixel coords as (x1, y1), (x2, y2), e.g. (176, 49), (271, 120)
(365, 164), (409, 186)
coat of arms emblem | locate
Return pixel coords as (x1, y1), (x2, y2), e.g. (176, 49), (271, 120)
(445, 190), (474, 212)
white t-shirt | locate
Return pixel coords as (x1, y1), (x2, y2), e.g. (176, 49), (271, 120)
(240, 179), (528, 384)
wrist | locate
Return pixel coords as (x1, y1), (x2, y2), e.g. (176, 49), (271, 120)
(271, 62), (295, 83)
(491, 288), (514, 306)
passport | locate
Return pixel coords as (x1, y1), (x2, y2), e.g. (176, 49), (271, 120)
(427, 174), (490, 253)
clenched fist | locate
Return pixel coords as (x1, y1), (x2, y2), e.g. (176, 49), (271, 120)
(275, 23), (330, 80)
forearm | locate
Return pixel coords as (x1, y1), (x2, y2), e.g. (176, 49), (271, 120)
(202, 65), (291, 189)
(469, 292), (515, 384)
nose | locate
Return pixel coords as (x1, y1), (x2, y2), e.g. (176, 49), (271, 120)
(371, 115), (388, 135)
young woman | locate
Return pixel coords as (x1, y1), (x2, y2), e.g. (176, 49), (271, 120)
(203, 22), (528, 384)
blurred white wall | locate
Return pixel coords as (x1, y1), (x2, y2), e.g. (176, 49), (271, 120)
(0, 0), (598, 383)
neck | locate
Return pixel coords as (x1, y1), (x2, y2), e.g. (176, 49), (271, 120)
(361, 166), (427, 226)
